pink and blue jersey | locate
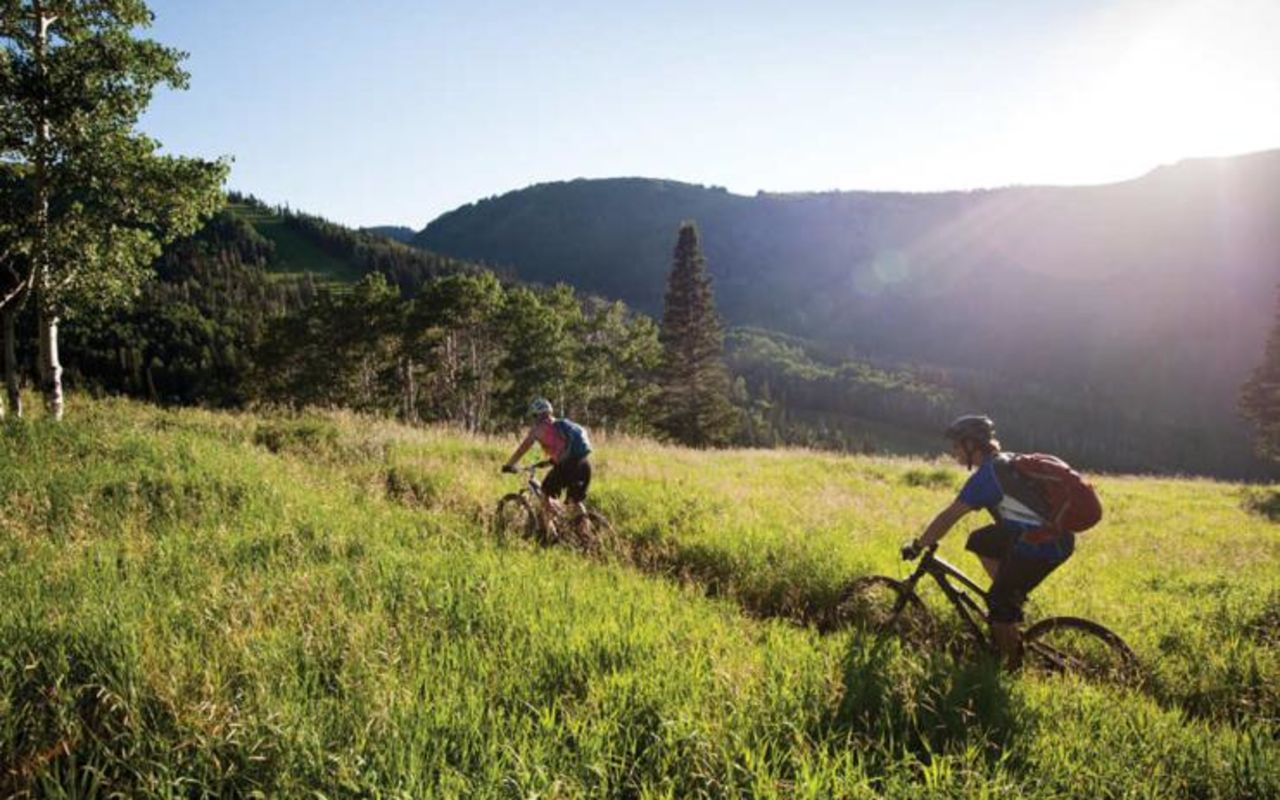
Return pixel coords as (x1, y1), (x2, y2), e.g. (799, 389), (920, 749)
(531, 418), (569, 463)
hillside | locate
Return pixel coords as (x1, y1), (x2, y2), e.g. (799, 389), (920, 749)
(230, 202), (364, 281)
(1, 397), (1276, 796)
(227, 197), (474, 291)
(59, 197), (494, 409)
(414, 150), (1280, 479)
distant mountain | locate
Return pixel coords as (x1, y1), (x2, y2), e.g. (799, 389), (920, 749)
(415, 150), (1280, 477)
(362, 225), (417, 244)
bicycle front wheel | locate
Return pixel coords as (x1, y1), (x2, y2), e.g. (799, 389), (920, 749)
(827, 576), (933, 642)
(494, 493), (538, 545)
(1023, 616), (1140, 685)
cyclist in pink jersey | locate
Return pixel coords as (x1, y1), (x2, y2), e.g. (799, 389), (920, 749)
(503, 398), (593, 516)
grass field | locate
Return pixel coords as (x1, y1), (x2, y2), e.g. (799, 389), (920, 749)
(1, 396), (1276, 797)
(228, 203), (366, 282)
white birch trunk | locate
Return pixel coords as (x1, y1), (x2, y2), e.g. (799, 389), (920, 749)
(32, 5), (60, 420)
(37, 309), (62, 420)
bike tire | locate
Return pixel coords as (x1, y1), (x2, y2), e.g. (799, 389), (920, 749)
(1023, 616), (1141, 684)
(564, 510), (616, 555)
(827, 576), (933, 642)
(494, 493), (537, 545)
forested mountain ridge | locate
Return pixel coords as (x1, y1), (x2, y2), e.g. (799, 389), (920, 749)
(415, 150), (1280, 478)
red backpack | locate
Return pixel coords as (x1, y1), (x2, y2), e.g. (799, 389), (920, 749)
(996, 453), (1102, 533)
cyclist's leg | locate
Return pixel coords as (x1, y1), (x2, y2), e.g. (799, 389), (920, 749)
(566, 458), (591, 511)
(966, 524), (1014, 581)
(990, 622), (1021, 669)
(987, 552), (1065, 669)
(564, 459), (592, 537)
(540, 463), (569, 528)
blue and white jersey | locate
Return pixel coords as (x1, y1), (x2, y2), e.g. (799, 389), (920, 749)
(958, 456), (1074, 562)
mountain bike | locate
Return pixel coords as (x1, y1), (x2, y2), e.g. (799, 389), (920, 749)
(494, 461), (615, 554)
(828, 543), (1140, 683)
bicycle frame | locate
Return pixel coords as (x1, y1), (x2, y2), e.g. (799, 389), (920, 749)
(511, 461), (590, 518)
(900, 545), (993, 647)
(516, 463), (544, 498)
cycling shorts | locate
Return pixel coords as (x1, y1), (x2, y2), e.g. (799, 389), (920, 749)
(542, 457), (591, 503)
(966, 524), (1069, 624)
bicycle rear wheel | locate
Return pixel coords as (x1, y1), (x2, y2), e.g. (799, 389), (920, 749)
(827, 576), (933, 642)
(494, 493), (538, 545)
(1023, 616), (1140, 684)
(565, 510), (616, 555)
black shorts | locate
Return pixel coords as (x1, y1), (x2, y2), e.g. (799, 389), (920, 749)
(542, 457), (591, 503)
(966, 524), (1067, 624)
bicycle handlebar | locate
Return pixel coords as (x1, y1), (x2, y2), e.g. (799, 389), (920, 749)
(506, 459), (554, 475)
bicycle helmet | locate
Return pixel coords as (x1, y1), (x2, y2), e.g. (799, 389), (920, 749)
(528, 397), (553, 417)
(944, 414), (995, 443)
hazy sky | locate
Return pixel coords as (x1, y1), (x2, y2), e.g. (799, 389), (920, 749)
(140, 0), (1280, 229)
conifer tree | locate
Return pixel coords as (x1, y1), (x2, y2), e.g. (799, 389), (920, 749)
(657, 221), (737, 446)
(1240, 288), (1280, 460)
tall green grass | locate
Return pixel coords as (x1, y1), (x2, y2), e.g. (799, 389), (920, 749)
(1, 398), (1276, 797)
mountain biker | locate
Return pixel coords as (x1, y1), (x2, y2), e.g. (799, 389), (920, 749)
(502, 398), (592, 520)
(901, 414), (1075, 669)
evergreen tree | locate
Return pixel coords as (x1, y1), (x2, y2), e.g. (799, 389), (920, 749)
(657, 222), (737, 446)
(1240, 288), (1280, 460)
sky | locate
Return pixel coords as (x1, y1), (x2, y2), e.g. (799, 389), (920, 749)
(140, 0), (1280, 229)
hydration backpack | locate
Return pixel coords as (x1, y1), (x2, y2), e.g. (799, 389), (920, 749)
(554, 418), (592, 461)
(994, 453), (1102, 533)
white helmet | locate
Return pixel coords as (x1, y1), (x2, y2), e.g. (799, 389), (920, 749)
(528, 397), (553, 416)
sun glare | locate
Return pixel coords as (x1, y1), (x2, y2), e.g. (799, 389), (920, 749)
(1018, 0), (1280, 183)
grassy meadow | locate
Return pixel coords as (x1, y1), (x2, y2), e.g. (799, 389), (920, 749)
(1, 396), (1277, 798)
(229, 203), (365, 282)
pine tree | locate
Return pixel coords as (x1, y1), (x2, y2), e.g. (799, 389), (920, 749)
(657, 222), (737, 446)
(1240, 287), (1280, 460)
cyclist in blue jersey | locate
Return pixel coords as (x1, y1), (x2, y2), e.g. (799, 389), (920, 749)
(901, 415), (1075, 669)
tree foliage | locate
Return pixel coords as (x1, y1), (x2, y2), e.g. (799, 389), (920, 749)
(0, 0), (226, 418)
(246, 271), (662, 434)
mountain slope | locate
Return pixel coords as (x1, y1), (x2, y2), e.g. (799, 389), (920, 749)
(416, 151), (1280, 476)
(228, 196), (475, 290)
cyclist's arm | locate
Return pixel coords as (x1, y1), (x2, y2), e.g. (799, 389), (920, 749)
(504, 429), (537, 469)
(915, 500), (974, 549)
